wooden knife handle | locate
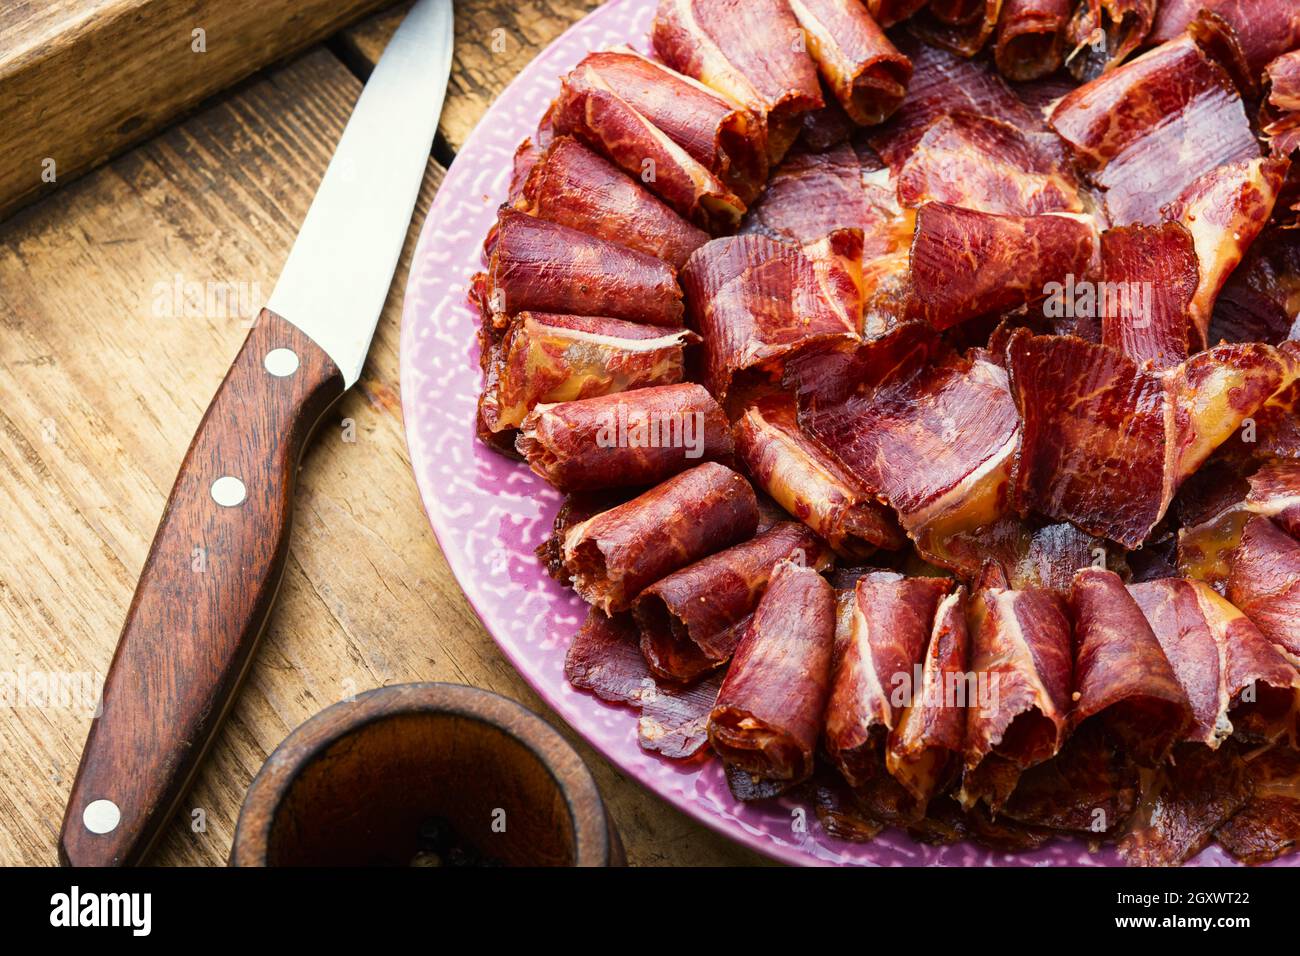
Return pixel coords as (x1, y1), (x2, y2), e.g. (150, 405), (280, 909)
(60, 308), (346, 866)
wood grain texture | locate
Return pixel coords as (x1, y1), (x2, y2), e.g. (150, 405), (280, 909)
(0, 39), (767, 866)
(0, 0), (393, 222)
(338, 0), (602, 152)
(61, 309), (346, 867)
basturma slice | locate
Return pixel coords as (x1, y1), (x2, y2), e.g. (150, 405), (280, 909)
(824, 572), (952, 789)
(634, 521), (830, 682)
(906, 202), (1097, 329)
(561, 462), (759, 613)
(682, 231), (862, 401)
(1097, 222), (1199, 370)
(653, 0), (825, 163)
(732, 392), (905, 559)
(1227, 515), (1300, 666)
(960, 582), (1073, 812)
(708, 560), (836, 796)
(514, 136), (709, 269)
(884, 586), (972, 815)
(1131, 578), (1300, 747)
(786, 0), (912, 125)
(480, 209), (684, 328)
(994, 0), (1073, 82)
(517, 383), (733, 493)
(1049, 29), (1260, 224)
(1068, 568), (1192, 766)
(476, 313), (694, 438)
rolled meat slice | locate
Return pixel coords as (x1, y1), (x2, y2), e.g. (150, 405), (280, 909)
(561, 462), (759, 613)
(1151, 0), (1300, 81)
(514, 136), (709, 269)
(733, 392), (905, 559)
(907, 203), (1098, 330)
(653, 0), (825, 163)
(895, 112), (1084, 217)
(634, 521), (831, 682)
(866, 0), (928, 27)
(480, 209), (684, 327)
(913, 0), (1004, 58)
(994, 0), (1073, 81)
(517, 384), (733, 493)
(1098, 222), (1199, 370)
(1227, 515), (1300, 666)
(960, 584), (1073, 811)
(824, 572), (953, 788)
(885, 586), (971, 814)
(707, 560), (836, 789)
(1063, 0), (1157, 81)
(681, 231), (861, 401)
(1048, 30), (1259, 224)
(476, 312), (694, 438)
(1068, 568), (1191, 766)
(786, 0), (913, 125)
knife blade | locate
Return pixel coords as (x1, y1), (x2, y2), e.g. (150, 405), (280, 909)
(59, 0), (454, 867)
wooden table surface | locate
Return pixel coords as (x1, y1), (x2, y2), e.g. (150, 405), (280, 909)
(0, 0), (768, 867)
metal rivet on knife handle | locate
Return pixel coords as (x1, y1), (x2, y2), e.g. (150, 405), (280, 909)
(263, 348), (300, 377)
(83, 799), (121, 834)
(210, 476), (247, 508)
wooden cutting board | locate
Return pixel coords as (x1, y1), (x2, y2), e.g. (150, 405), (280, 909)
(0, 0), (393, 223)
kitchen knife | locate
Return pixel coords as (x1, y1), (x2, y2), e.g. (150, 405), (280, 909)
(59, 0), (454, 866)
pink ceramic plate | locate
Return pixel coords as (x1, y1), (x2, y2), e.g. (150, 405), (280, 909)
(399, 0), (1270, 866)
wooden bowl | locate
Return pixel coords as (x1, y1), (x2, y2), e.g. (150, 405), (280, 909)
(230, 683), (624, 866)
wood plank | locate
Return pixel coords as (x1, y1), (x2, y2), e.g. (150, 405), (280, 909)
(0, 0), (395, 223)
(0, 44), (767, 867)
(337, 0), (602, 153)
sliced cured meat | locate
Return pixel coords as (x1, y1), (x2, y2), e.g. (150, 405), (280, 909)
(550, 50), (752, 231)
(561, 462), (759, 613)
(1246, 459), (1300, 539)
(1006, 521), (1116, 590)
(995, 0), (1073, 81)
(814, 774), (885, 841)
(1063, 0), (1157, 81)
(1227, 515), (1300, 665)
(733, 392), (905, 558)
(907, 204), (1097, 329)
(1068, 568), (1191, 765)
(1151, 0), (1300, 80)
(787, 0), (912, 125)
(866, 0), (928, 27)
(638, 670), (724, 758)
(885, 588), (971, 815)
(825, 572), (953, 788)
(909, 795), (1055, 850)
(1119, 742), (1252, 865)
(912, 0), (1005, 59)
(1049, 33), (1259, 224)
(682, 231), (861, 400)
(895, 112), (1084, 216)
(480, 209), (684, 327)
(517, 383), (733, 493)
(799, 334), (1022, 571)
(565, 609), (655, 705)
(537, 490), (632, 582)
(868, 36), (1040, 169)
(1209, 226), (1300, 346)
(707, 560), (836, 785)
(1216, 745), (1300, 864)
(1166, 156), (1290, 348)
(634, 521), (830, 681)
(653, 0), (824, 163)
(1008, 333), (1296, 548)
(1097, 221), (1198, 369)
(740, 142), (902, 252)
(960, 585), (1073, 811)
(515, 137), (709, 269)
(1001, 722), (1140, 836)
(476, 313), (694, 437)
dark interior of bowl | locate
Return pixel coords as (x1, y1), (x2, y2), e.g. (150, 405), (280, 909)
(264, 712), (577, 866)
